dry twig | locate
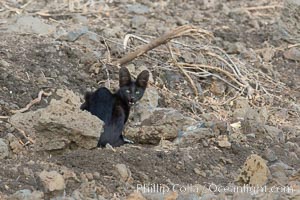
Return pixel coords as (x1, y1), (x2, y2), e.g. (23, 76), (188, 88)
(123, 34), (149, 50)
(113, 25), (212, 66)
(11, 90), (52, 114)
(20, 0), (34, 9)
(15, 127), (35, 144)
(243, 4), (283, 11)
(179, 63), (246, 88)
(287, 43), (300, 49)
(0, 2), (21, 14)
(167, 43), (199, 97)
(0, 116), (9, 119)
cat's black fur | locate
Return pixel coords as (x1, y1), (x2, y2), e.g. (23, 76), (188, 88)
(80, 67), (149, 147)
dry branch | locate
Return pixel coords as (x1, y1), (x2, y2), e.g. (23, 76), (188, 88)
(11, 90), (52, 114)
(243, 5), (283, 11)
(113, 25), (212, 66)
(123, 34), (149, 50)
(167, 44), (199, 97)
(0, 2), (21, 14)
(16, 127), (35, 144)
(0, 116), (9, 119)
(178, 63), (246, 88)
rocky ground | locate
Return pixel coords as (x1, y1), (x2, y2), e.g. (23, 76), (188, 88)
(0, 0), (299, 199)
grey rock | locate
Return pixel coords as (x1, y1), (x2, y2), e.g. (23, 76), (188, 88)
(284, 141), (299, 152)
(7, 16), (55, 35)
(270, 161), (293, 172)
(263, 148), (278, 162)
(225, 42), (247, 54)
(71, 181), (100, 200)
(71, 190), (84, 200)
(115, 164), (131, 182)
(126, 63), (136, 73)
(58, 26), (89, 42)
(72, 14), (88, 24)
(174, 126), (216, 144)
(78, 31), (100, 43)
(192, 13), (204, 23)
(54, 27), (68, 39)
(264, 125), (285, 143)
(202, 140), (209, 147)
(163, 70), (185, 91)
(201, 113), (218, 122)
(200, 193), (217, 200)
(232, 192), (253, 200)
(228, 9), (249, 24)
(127, 66), (159, 123)
(5, 133), (16, 143)
(0, 59), (10, 68)
(221, 3), (231, 15)
(284, 47), (300, 61)
(210, 79), (227, 95)
(126, 191), (146, 200)
(232, 97), (251, 120)
(101, 26), (123, 38)
(252, 192), (281, 200)
(0, 138), (9, 159)
(177, 193), (199, 200)
(131, 86), (160, 123)
(10, 89), (103, 151)
(98, 195), (107, 200)
(127, 4), (150, 14)
(5, 133), (23, 154)
(288, 0), (300, 6)
(232, 99), (268, 136)
(8, 189), (44, 200)
(125, 108), (196, 144)
(261, 48), (275, 62)
(194, 168), (207, 177)
(131, 15), (148, 28)
(276, 0), (300, 43)
(50, 197), (75, 200)
(175, 16), (189, 26)
(182, 52), (196, 63)
(38, 170), (65, 192)
(272, 171), (288, 185)
(80, 51), (101, 65)
(246, 133), (256, 139)
(288, 152), (299, 162)
(269, 162), (293, 185)
(241, 109), (267, 134)
(143, 192), (164, 200)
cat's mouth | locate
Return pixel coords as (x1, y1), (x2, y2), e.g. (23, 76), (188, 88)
(129, 100), (136, 106)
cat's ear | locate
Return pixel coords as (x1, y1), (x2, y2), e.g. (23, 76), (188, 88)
(119, 67), (132, 87)
(136, 70), (149, 88)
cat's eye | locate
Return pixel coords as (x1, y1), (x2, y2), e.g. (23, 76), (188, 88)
(135, 91), (140, 94)
(126, 89), (130, 93)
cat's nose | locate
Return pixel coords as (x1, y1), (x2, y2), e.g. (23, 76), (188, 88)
(129, 97), (135, 105)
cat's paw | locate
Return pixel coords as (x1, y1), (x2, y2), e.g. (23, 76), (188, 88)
(123, 137), (134, 144)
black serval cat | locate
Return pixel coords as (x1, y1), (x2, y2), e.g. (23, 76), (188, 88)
(81, 67), (149, 147)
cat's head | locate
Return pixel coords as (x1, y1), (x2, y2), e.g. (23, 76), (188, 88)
(119, 67), (149, 106)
